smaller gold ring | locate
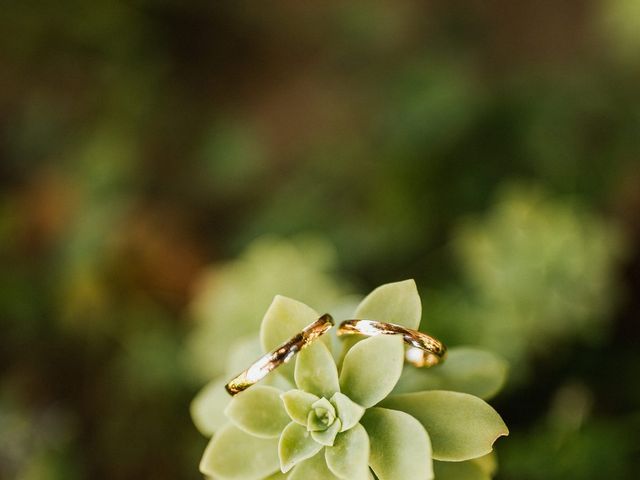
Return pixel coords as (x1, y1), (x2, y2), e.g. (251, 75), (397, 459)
(337, 319), (446, 367)
(225, 314), (334, 396)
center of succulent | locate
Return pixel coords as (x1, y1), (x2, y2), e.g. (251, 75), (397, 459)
(306, 398), (337, 432)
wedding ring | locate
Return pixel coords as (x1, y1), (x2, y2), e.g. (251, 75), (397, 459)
(337, 319), (446, 367)
(225, 314), (334, 395)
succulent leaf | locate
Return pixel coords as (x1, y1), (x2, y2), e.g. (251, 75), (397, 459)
(361, 407), (434, 480)
(224, 385), (290, 438)
(382, 390), (509, 461)
(191, 378), (230, 437)
(325, 423), (370, 480)
(339, 335), (404, 407)
(330, 391), (365, 432)
(278, 422), (323, 473)
(200, 423), (280, 480)
(354, 279), (422, 329)
(281, 389), (320, 425)
(295, 341), (340, 398)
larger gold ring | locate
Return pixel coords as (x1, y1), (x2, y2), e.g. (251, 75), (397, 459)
(337, 319), (447, 367)
(225, 314), (334, 396)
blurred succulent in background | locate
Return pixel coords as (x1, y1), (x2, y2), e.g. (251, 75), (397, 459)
(185, 235), (352, 382)
(193, 280), (508, 479)
(427, 184), (626, 375)
(0, 396), (79, 480)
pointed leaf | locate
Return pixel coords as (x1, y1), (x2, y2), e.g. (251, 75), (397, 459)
(191, 379), (231, 437)
(325, 423), (370, 480)
(295, 341), (340, 398)
(394, 347), (509, 400)
(331, 392), (365, 432)
(311, 419), (341, 446)
(339, 335), (404, 407)
(289, 452), (341, 480)
(381, 391), (508, 461)
(200, 423), (279, 479)
(260, 296), (320, 382)
(361, 407), (433, 480)
(224, 385), (290, 438)
(354, 280), (422, 329)
(279, 422), (323, 473)
(281, 390), (319, 425)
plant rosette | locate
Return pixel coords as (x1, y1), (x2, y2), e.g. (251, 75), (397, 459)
(194, 280), (509, 479)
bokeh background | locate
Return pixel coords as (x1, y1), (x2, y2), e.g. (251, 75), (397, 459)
(1, 1), (640, 479)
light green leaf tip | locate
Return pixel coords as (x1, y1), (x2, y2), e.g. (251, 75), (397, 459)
(191, 378), (231, 437)
(295, 341), (340, 398)
(382, 390), (509, 461)
(354, 279), (422, 330)
(339, 335), (404, 408)
(279, 422), (323, 473)
(281, 389), (320, 425)
(325, 423), (370, 480)
(330, 391), (365, 432)
(200, 423), (280, 480)
(260, 295), (320, 382)
(224, 385), (290, 438)
(361, 407), (433, 480)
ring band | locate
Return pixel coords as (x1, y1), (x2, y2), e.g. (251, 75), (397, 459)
(337, 319), (446, 367)
(225, 314), (335, 395)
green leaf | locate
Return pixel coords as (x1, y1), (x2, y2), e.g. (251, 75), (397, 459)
(224, 385), (290, 438)
(339, 335), (404, 407)
(433, 460), (490, 480)
(289, 452), (341, 480)
(361, 407), (433, 480)
(295, 341), (340, 398)
(281, 390), (319, 425)
(279, 422), (324, 473)
(311, 419), (342, 446)
(381, 391), (508, 461)
(353, 280), (422, 329)
(260, 295), (320, 382)
(191, 378), (231, 437)
(325, 424), (370, 480)
(393, 347), (509, 400)
(200, 423), (280, 479)
(330, 392), (365, 432)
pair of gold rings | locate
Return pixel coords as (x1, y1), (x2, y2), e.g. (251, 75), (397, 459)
(225, 315), (447, 396)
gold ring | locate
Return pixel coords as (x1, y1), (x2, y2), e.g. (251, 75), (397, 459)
(225, 314), (334, 395)
(337, 319), (446, 367)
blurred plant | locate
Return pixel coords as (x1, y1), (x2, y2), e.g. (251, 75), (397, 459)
(427, 184), (626, 375)
(0, 395), (79, 480)
(185, 235), (352, 381)
(500, 382), (639, 480)
(193, 280), (508, 479)
(599, 0), (640, 66)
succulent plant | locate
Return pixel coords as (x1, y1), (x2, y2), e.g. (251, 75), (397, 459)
(194, 280), (508, 479)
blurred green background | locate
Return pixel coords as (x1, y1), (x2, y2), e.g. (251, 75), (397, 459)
(1, 1), (639, 479)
